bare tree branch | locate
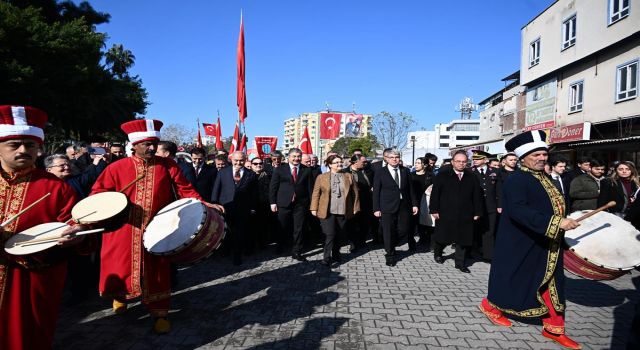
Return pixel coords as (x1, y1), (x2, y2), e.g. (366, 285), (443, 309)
(372, 111), (416, 150)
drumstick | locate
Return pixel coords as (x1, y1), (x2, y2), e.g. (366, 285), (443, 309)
(13, 228), (105, 247)
(575, 201), (616, 222)
(0, 192), (51, 228)
(119, 174), (145, 193)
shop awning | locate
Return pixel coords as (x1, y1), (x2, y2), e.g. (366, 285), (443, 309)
(566, 136), (640, 147)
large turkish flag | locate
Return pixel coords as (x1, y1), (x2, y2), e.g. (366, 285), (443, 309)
(320, 113), (341, 139)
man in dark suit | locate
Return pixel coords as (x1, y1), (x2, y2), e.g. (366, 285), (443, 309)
(372, 149), (419, 267)
(212, 151), (258, 265)
(156, 141), (196, 184)
(190, 147), (217, 202)
(549, 157), (571, 211)
(264, 150), (283, 175)
(269, 148), (313, 261)
(430, 150), (483, 273)
(471, 150), (502, 261)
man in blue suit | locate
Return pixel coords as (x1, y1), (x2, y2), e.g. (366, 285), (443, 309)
(372, 149), (419, 266)
(212, 151), (258, 265)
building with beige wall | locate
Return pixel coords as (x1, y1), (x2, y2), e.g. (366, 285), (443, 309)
(520, 0), (639, 166)
(282, 111), (372, 158)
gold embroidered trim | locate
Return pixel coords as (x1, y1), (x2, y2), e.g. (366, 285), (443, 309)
(0, 173), (30, 306)
(490, 167), (566, 317)
(543, 322), (565, 334)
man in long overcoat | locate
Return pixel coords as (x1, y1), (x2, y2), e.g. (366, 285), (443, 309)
(479, 130), (582, 350)
(471, 150), (502, 261)
(429, 150), (483, 273)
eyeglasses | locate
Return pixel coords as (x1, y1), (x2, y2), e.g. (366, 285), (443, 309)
(252, 162), (263, 165)
(49, 164), (70, 169)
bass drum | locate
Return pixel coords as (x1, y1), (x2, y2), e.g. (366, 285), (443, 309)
(564, 210), (640, 280)
(143, 198), (225, 264)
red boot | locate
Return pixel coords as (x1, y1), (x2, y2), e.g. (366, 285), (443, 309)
(542, 330), (582, 349)
(478, 298), (512, 327)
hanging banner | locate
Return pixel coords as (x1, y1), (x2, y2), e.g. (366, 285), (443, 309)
(255, 136), (278, 158)
(320, 113), (342, 139)
(344, 114), (363, 137)
(525, 78), (557, 128)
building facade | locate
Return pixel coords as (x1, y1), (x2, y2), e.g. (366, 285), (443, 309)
(282, 111), (373, 157)
(520, 0), (640, 167)
(402, 119), (481, 165)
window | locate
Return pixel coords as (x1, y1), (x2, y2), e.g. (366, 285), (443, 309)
(529, 38), (540, 67)
(616, 60), (638, 102)
(609, 0), (630, 25)
(562, 15), (576, 50)
(456, 136), (479, 141)
(440, 135), (450, 139)
(569, 81), (584, 112)
(439, 143), (449, 148)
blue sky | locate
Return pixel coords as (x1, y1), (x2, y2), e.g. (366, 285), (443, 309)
(91, 0), (554, 140)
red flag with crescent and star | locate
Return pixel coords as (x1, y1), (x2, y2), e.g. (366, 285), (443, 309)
(202, 123), (217, 136)
(320, 113), (342, 139)
(299, 126), (313, 154)
(215, 117), (224, 150)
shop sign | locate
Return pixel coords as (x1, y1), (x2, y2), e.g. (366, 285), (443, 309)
(523, 121), (555, 131)
(549, 122), (591, 143)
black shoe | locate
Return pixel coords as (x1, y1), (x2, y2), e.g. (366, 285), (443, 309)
(319, 259), (331, 267)
(457, 266), (471, 273)
(434, 256), (444, 264)
(292, 254), (307, 262)
(332, 254), (342, 263)
(275, 245), (284, 254)
(385, 260), (397, 267)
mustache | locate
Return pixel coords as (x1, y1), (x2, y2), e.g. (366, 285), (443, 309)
(14, 154), (33, 160)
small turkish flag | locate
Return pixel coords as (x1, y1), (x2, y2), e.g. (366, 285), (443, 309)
(202, 123), (217, 136)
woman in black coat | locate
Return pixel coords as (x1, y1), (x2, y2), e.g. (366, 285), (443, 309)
(410, 157), (434, 249)
(598, 161), (639, 217)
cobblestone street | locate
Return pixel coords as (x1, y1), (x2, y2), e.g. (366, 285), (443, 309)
(54, 244), (639, 350)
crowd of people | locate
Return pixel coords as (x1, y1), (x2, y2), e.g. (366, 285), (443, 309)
(1, 105), (639, 349)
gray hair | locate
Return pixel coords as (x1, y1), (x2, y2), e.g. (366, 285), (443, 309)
(44, 154), (70, 169)
(386, 149), (400, 157)
(288, 148), (302, 156)
(230, 151), (246, 160)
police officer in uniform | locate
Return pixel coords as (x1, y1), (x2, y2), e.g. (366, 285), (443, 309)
(471, 150), (502, 261)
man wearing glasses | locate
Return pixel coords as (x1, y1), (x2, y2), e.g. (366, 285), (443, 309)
(372, 149), (419, 266)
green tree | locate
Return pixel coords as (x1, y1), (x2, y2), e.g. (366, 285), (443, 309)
(330, 135), (379, 157)
(106, 44), (135, 78)
(372, 111), (416, 150)
(0, 0), (147, 150)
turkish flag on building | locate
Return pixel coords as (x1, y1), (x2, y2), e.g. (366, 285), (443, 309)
(299, 126), (313, 154)
(202, 123), (217, 136)
(215, 117), (224, 150)
(255, 136), (278, 158)
(229, 121), (240, 154)
(320, 113), (342, 139)
(237, 13), (247, 123)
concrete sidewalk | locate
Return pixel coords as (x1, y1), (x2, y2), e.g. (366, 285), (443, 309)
(54, 244), (639, 349)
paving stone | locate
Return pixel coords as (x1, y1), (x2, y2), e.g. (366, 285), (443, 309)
(51, 246), (639, 350)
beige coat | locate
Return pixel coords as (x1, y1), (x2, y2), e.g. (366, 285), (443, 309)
(310, 172), (360, 219)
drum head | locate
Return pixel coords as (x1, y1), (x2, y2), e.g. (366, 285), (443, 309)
(4, 222), (70, 255)
(565, 210), (640, 270)
(143, 198), (204, 254)
(72, 192), (128, 223)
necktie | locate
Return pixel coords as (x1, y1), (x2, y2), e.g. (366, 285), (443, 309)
(458, 173), (463, 180)
(234, 170), (241, 184)
(292, 166), (298, 182)
(393, 168), (400, 187)
(480, 168), (485, 175)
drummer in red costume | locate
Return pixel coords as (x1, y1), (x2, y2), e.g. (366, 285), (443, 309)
(478, 130), (582, 349)
(91, 119), (204, 334)
(0, 105), (88, 350)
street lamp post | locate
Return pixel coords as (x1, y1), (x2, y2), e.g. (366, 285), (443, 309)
(410, 135), (416, 163)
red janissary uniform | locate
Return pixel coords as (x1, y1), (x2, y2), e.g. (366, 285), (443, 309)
(91, 155), (201, 316)
(0, 169), (79, 350)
